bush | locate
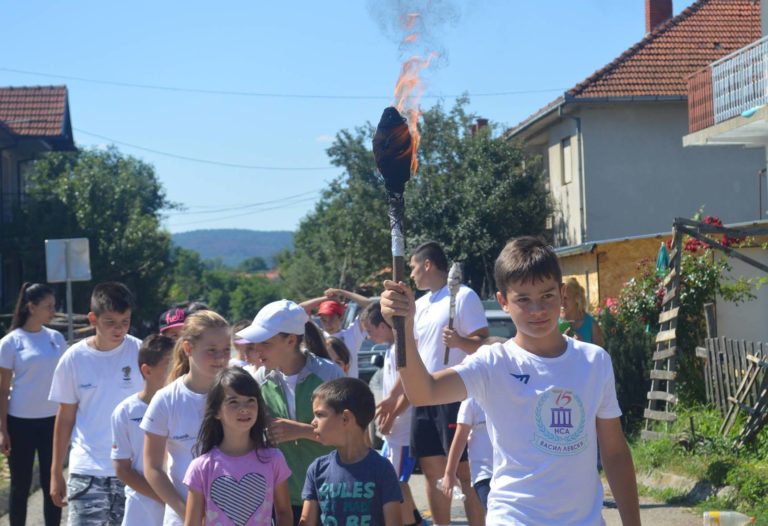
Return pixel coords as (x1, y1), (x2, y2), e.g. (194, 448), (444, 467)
(598, 308), (654, 428)
(598, 237), (756, 416)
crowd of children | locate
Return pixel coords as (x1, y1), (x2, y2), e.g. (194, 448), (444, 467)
(0, 236), (640, 526)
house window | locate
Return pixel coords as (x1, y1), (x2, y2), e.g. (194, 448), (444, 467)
(561, 137), (573, 185)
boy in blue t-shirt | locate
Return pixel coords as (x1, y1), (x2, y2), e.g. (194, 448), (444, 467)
(300, 377), (402, 526)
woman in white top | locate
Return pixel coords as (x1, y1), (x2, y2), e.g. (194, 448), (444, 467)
(0, 283), (65, 526)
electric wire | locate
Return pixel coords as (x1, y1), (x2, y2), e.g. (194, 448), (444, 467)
(167, 189), (323, 216)
(2, 67), (565, 99)
(74, 128), (336, 171)
(169, 197), (318, 227)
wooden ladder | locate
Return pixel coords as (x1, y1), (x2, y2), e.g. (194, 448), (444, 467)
(642, 228), (682, 441)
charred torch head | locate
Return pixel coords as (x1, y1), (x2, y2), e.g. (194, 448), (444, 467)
(372, 106), (413, 194)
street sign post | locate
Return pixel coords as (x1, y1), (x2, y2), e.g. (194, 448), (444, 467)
(45, 238), (91, 343)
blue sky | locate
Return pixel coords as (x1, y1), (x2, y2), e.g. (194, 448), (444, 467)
(2, 1), (690, 233)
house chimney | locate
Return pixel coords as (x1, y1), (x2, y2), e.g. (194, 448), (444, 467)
(471, 118), (489, 136)
(646, 0), (672, 34)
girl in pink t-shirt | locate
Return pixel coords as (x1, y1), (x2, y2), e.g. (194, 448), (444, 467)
(183, 367), (292, 526)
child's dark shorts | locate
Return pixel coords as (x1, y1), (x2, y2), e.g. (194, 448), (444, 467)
(410, 401), (469, 460)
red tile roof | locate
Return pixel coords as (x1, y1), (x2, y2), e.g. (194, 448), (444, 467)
(508, 0), (761, 136)
(568, 0), (760, 99)
(0, 85), (70, 137)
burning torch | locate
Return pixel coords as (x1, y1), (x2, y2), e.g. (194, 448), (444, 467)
(373, 107), (414, 368)
(444, 262), (462, 365)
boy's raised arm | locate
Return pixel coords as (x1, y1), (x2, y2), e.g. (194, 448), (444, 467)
(380, 280), (466, 406)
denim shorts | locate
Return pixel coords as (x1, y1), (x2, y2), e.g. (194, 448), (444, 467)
(67, 474), (126, 526)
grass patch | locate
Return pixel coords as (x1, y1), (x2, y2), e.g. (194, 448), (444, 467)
(630, 405), (768, 523)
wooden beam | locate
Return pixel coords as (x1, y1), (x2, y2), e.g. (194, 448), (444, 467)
(659, 307), (680, 324)
(662, 287), (677, 306)
(644, 409), (677, 422)
(648, 391), (678, 403)
(662, 268), (678, 287)
(680, 227), (768, 274)
(641, 430), (683, 441)
(656, 329), (677, 343)
(650, 370), (677, 381)
(654, 348), (677, 361)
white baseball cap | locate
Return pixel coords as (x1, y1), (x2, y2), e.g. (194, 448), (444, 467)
(236, 299), (308, 343)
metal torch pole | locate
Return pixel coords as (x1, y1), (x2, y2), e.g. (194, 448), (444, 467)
(389, 192), (407, 368)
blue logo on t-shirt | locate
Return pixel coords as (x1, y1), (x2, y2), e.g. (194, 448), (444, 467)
(511, 373), (530, 384)
(532, 388), (587, 456)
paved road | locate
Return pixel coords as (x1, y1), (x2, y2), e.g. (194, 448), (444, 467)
(407, 474), (701, 526)
(2, 475), (701, 525)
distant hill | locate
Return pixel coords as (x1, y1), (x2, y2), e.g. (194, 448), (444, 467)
(172, 229), (294, 268)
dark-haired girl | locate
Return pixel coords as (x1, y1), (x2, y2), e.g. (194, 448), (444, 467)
(183, 367), (292, 526)
(235, 299), (343, 524)
(0, 283), (65, 526)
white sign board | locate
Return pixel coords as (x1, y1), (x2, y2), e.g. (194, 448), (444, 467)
(45, 238), (91, 283)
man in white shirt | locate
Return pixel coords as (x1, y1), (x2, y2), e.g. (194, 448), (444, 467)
(380, 241), (489, 526)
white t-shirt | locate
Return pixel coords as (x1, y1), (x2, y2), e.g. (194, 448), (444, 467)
(48, 335), (143, 476)
(454, 338), (622, 526)
(382, 343), (412, 446)
(283, 373), (299, 420)
(457, 398), (493, 485)
(0, 327), (66, 418)
(330, 319), (367, 379)
(414, 284), (487, 373)
(111, 393), (164, 525)
(140, 376), (207, 526)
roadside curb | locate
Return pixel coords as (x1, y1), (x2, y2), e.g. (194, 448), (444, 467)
(636, 470), (730, 503)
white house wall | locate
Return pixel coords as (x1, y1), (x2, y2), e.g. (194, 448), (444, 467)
(580, 103), (764, 240)
(716, 247), (768, 342)
(545, 117), (584, 246)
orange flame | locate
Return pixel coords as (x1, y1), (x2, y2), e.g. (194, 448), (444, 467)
(393, 12), (436, 176)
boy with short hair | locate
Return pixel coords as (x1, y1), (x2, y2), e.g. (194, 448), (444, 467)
(381, 237), (641, 526)
(300, 377), (402, 526)
(361, 302), (426, 526)
(49, 282), (144, 525)
(111, 334), (174, 525)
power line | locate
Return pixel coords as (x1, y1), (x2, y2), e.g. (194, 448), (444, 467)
(74, 128), (336, 171)
(168, 189), (323, 216)
(2, 67), (566, 99)
(169, 197), (318, 227)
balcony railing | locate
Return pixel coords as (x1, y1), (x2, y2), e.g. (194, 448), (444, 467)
(688, 35), (768, 133)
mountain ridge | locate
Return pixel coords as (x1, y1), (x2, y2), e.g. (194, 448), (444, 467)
(171, 229), (294, 268)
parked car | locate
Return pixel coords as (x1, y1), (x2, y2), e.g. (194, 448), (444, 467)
(482, 298), (516, 340)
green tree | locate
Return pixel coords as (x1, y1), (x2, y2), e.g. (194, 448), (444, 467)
(14, 147), (174, 325)
(238, 256), (269, 273)
(280, 97), (551, 298)
(229, 277), (282, 321)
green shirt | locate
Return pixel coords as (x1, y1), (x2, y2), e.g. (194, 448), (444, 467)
(254, 352), (345, 506)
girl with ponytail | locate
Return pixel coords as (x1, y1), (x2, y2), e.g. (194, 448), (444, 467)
(0, 283), (64, 525)
(141, 310), (230, 526)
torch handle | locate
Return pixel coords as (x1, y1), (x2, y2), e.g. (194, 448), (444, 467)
(393, 254), (407, 368)
(444, 302), (456, 365)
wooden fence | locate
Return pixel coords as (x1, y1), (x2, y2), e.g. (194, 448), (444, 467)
(698, 337), (768, 444)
